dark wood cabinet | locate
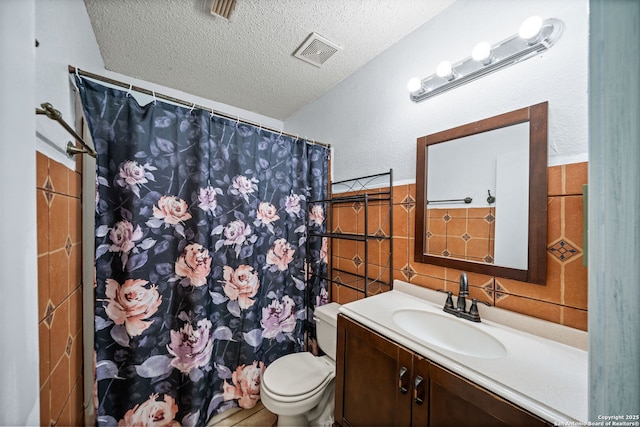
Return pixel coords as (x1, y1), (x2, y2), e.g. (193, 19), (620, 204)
(427, 363), (547, 427)
(335, 312), (413, 426)
(335, 315), (550, 427)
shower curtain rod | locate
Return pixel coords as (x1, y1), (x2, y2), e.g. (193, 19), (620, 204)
(68, 66), (331, 149)
(35, 102), (97, 158)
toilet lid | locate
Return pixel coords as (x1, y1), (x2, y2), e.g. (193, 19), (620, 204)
(263, 352), (333, 397)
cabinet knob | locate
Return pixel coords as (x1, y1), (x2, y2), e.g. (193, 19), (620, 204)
(398, 366), (409, 394)
(414, 375), (425, 405)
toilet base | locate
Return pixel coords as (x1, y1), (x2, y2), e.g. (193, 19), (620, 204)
(265, 380), (335, 427)
(305, 384), (334, 427)
(276, 414), (307, 427)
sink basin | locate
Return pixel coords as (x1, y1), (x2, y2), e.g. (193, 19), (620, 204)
(392, 309), (507, 359)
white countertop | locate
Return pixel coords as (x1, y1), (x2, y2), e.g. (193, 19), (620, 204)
(338, 281), (588, 424)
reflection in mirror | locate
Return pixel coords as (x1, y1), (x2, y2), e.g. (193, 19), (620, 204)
(426, 123), (529, 268)
(415, 102), (548, 285)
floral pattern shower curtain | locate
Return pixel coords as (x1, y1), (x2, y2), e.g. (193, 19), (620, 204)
(76, 77), (329, 426)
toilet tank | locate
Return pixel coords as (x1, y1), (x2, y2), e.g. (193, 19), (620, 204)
(313, 302), (341, 360)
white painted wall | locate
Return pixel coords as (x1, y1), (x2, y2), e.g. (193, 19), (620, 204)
(0, 1), (40, 425)
(285, 0), (589, 183)
(35, 0), (105, 168)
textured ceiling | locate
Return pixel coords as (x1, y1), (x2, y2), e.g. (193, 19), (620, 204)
(84, 0), (455, 120)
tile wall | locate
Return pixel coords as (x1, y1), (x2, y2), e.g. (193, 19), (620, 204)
(330, 162), (588, 331)
(426, 207), (496, 263)
(330, 196), (393, 303)
(37, 151), (85, 426)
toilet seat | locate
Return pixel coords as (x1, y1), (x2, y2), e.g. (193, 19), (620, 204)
(262, 352), (334, 403)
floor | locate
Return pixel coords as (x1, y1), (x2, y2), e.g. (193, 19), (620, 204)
(206, 402), (277, 427)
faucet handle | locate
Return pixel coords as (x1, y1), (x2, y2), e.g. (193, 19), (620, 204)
(468, 299), (480, 316)
(467, 298), (491, 322)
(444, 291), (454, 310)
(466, 299), (480, 322)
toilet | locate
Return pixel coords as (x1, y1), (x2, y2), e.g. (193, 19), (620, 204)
(260, 302), (341, 427)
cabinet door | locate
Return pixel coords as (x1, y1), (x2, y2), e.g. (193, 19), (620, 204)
(335, 315), (413, 427)
(410, 355), (430, 426)
(428, 364), (548, 427)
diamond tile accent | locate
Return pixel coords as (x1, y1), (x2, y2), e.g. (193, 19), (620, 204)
(64, 235), (73, 256)
(548, 239), (580, 261)
(43, 191), (54, 206)
(334, 273), (343, 285)
(65, 335), (73, 357)
(483, 255), (494, 263)
(42, 175), (56, 207)
(352, 254), (363, 267)
(374, 228), (387, 238)
(352, 201), (361, 212)
(441, 249), (450, 257)
(482, 283), (494, 299)
(462, 233), (471, 242)
(43, 176), (54, 192)
(494, 280), (507, 302)
(484, 213), (495, 223)
(495, 292), (507, 302)
(401, 195), (415, 211)
(442, 213), (451, 222)
(43, 301), (55, 328)
(401, 264), (416, 281)
(426, 231), (433, 238)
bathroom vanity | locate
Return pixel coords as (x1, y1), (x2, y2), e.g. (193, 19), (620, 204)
(334, 280), (587, 426)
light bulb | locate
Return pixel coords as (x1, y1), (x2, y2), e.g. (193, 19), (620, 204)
(407, 77), (422, 93)
(436, 61), (454, 80)
(472, 42), (493, 64)
(519, 16), (543, 42)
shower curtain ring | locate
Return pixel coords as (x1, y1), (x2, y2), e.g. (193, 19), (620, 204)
(152, 91), (157, 105)
(126, 84), (132, 97)
(236, 116), (240, 128)
(75, 67), (82, 81)
(210, 108), (214, 119)
(189, 103), (195, 112)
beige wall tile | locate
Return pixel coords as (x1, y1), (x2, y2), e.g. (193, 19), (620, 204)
(564, 162), (588, 195)
(548, 165), (563, 196)
(495, 294), (562, 324)
(49, 158), (69, 196)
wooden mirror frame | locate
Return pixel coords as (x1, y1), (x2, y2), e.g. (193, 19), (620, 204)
(414, 102), (548, 284)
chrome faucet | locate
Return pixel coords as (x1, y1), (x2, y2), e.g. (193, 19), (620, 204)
(442, 272), (489, 322)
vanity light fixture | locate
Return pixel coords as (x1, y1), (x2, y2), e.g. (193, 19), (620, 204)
(408, 16), (564, 103)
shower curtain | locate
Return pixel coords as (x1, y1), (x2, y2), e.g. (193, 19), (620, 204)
(76, 77), (329, 426)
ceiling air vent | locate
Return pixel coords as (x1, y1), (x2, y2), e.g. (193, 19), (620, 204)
(207, 0), (237, 20)
(293, 33), (341, 67)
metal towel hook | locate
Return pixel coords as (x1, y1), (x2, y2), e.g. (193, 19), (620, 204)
(487, 190), (496, 204)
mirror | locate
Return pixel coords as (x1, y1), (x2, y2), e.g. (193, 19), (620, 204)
(415, 102), (548, 284)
